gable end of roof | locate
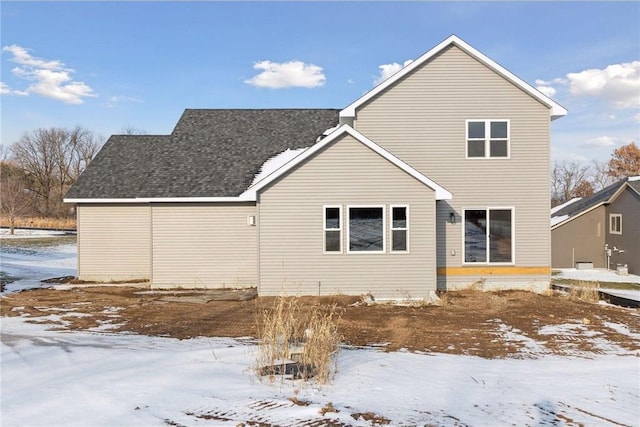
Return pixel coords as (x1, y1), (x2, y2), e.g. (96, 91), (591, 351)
(243, 124), (452, 201)
(340, 35), (567, 121)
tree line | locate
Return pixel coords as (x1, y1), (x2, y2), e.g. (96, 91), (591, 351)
(1, 127), (101, 231)
(551, 142), (640, 207)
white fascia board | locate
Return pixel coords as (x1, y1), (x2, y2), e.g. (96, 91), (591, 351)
(64, 196), (255, 204)
(340, 35), (567, 121)
(550, 202), (605, 231)
(242, 124), (453, 200)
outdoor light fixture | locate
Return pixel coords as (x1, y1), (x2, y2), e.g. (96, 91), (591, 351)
(449, 212), (456, 224)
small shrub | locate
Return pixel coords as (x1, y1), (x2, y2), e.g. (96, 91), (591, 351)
(257, 296), (342, 384)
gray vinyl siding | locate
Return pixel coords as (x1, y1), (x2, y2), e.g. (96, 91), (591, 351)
(258, 134), (436, 299)
(354, 45), (552, 287)
(605, 188), (640, 274)
(76, 204), (151, 281)
(151, 203), (257, 288)
(552, 207), (606, 269)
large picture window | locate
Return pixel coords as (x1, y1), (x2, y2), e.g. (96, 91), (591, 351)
(467, 120), (509, 158)
(464, 208), (513, 263)
(324, 206), (342, 252)
(348, 206), (384, 252)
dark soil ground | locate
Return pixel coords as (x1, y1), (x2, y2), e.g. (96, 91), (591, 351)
(1, 285), (638, 358)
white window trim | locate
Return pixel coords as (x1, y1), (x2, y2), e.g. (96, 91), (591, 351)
(462, 207), (516, 265)
(323, 205), (342, 254)
(390, 204), (409, 253)
(346, 205), (386, 254)
(609, 213), (622, 235)
(465, 119), (511, 159)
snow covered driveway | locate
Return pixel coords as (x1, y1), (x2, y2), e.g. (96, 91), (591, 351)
(2, 315), (639, 427)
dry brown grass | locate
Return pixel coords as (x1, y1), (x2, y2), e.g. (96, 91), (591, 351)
(568, 281), (600, 303)
(257, 296), (342, 384)
(0, 216), (76, 230)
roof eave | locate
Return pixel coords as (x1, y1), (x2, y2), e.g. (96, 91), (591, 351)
(63, 196), (255, 204)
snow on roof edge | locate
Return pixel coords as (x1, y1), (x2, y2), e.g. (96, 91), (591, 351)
(551, 197), (582, 215)
(250, 147), (308, 188)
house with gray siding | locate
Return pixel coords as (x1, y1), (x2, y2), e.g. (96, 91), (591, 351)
(65, 35), (567, 299)
(551, 177), (640, 275)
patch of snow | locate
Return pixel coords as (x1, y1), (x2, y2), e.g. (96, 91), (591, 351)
(601, 289), (640, 301)
(555, 268), (640, 284)
(551, 197), (581, 215)
(486, 319), (548, 356)
(250, 147), (308, 187)
(0, 228), (73, 238)
(602, 321), (640, 341)
(1, 237), (76, 294)
(2, 316), (639, 427)
(628, 176), (640, 182)
(550, 214), (570, 226)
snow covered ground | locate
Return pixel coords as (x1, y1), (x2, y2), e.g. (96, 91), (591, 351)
(554, 268), (640, 285)
(2, 315), (639, 427)
(554, 268), (640, 302)
(2, 231), (640, 426)
(1, 229), (76, 294)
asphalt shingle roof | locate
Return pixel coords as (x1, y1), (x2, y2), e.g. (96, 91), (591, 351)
(551, 176), (640, 224)
(65, 109), (340, 199)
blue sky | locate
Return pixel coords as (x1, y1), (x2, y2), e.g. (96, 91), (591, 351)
(1, 1), (639, 164)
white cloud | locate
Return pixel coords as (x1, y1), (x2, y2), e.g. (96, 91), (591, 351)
(2, 45), (62, 70)
(535, 79), (557, 98)
(1, 44), (96, 104)
(373, 60), (413, 86)
(566, 61), (640, 109)
(106, 95), (143, 108)
(582, 135), (621, 148)
(245, 60), (325, 89)
(0, 81), (28, 96)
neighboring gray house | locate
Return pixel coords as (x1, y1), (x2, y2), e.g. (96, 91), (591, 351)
(551, 176), (640, 275)
(65, 35), (567, 299)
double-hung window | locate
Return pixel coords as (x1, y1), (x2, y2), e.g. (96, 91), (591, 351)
(324, 206), (342, 252)
(609, 214), (622, 235)
(391, 205), (408, 252)
(464, 208), (513, 264)
(467, 120), (509, 158)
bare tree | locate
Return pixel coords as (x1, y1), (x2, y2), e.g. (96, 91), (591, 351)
(591, 160), (617, 191)
(551, 160), (592, 207)
(10, 128), (59, 215)
(9, 127), (102, 217)
(0, 161), (34, 233)
(120, 125), (146, 135)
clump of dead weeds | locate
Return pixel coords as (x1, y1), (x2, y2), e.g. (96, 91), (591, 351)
(256, 296), (342, 384)
(567, 281), (600, 303)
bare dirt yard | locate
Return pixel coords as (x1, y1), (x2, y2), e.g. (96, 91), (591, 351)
(2, 285), (638, 358)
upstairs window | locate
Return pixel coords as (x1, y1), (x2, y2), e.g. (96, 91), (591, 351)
(467, 120), (509, 158)
(324, 206), (342, 252)
(609, 214), (622, 235)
